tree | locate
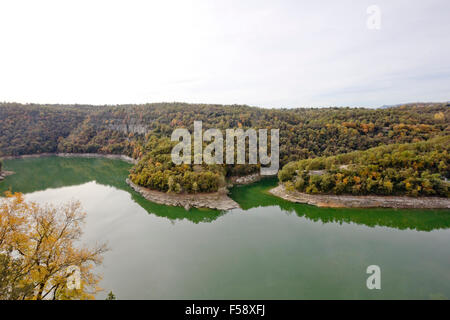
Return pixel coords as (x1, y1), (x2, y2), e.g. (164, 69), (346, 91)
(106, 291), (116, 300)
(434, 112), (445, 122)
(0, 192), (107, 300)
(167, 176), (176, 193)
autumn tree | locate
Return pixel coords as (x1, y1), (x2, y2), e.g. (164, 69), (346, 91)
(0, 192), (107, 300)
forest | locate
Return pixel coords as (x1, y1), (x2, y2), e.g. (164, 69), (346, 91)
(128, 136), (226, 193)
(0, 102), (449, 194)
(278, 136), (449, 197)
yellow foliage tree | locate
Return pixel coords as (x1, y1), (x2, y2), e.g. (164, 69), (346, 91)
(434, 112), (445, 122)
(0, 192), (107, 300)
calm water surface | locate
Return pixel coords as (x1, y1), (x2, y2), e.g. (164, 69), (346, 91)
(1, 157), (450, 299)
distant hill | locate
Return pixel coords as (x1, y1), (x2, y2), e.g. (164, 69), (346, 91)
(379, 102), (450, 109)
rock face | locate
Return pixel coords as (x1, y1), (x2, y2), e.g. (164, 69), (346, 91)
(269, 184), (450, 209)
(127, 179), (240, 211)
(107, 122), (149, 135)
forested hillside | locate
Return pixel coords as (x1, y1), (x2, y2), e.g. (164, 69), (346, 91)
(0, 104), (88, 156)
(1, 102), (448, 158)
(278, 136), (449, 197)
(0, 102), (448, 194)
(128, 136), (226, 193)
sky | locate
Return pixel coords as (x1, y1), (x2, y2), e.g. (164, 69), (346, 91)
(0, 0), (449, 108)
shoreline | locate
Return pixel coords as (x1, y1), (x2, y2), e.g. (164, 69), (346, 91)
(1, 153), (260, 210)
(1, 153), (138, 164)
(4, 154), (449, 210)
(0, 170), (15, 182)
(228, 173), (262, 186)
(269, 184), (450, 209)
(126, 179), (239, 211)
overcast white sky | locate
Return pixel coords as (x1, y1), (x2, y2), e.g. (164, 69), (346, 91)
(0, 0), (448, 108)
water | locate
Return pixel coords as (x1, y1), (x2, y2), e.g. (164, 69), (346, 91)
(1, 157), (450, 299)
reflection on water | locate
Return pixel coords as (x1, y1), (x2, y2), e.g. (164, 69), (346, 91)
(2, 157), (450, 231)
(230, 179), (450, 232)
(1, 157), (450, 300)
(0, 157), (227, 223)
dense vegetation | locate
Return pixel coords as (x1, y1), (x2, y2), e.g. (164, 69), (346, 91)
(0, 104), (87, 156)
(1, 102), (448, 194)
(129, 136), (225, 193)
(279, 136), (450, 197)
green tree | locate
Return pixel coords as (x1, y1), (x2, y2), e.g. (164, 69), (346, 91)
(106, 291), (116, 300)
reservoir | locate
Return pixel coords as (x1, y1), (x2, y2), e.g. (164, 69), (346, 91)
(1, 157), (450, 299)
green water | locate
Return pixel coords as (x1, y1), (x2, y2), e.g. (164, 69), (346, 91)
(1, 157), (450, 299)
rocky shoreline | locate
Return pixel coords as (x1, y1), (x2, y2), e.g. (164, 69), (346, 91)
(127, 172), (269, 210)
(269, 184), (450, 209)
(2, 153), (138, 164)
(0, 170), (15, 182)
(228, 173), (262, 185)
(126, 179), (239, 211)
